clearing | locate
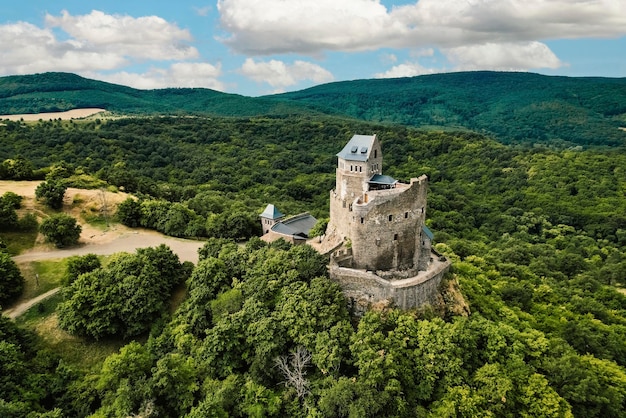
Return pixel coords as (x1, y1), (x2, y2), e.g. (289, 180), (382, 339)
(0, 108), (106, 121)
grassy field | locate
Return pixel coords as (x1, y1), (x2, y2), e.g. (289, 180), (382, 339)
(17, 294), (128, 371)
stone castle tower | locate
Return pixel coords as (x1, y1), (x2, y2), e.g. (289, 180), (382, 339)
(321, 134), (450, 312)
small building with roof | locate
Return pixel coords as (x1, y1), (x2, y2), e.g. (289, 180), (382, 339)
(259, 205), (317, 245)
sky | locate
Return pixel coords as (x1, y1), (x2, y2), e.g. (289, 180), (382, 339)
(1, 0), (625, 97)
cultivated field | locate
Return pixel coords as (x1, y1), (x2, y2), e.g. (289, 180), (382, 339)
(0, 108), (106, 121)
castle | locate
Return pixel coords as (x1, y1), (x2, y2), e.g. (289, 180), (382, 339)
(319, 134), (451, 312)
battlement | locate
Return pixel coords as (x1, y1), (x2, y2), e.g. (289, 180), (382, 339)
(321, 135), (448, 312)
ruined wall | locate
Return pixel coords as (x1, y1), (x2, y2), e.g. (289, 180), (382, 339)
(330, 254), (450, 314)
(350, 176), (428, 272)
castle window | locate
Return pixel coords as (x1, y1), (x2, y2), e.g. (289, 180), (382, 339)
(421, 207), (424, 213)
(349, 203), (353, 211)
(359, 166), (362, 172)
(404, 212), (408, 219)
(350, 165), (353, 171)
(394, 233), (398, 241)
(388, 214), (393, 222)
(360, 217), (364, 224)
(374, 150), (378, 158)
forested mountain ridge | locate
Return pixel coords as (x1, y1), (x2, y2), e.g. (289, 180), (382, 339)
(0, 72), (318, 117)
(272, 71), (626, 146)
(1, 71), (625, 146)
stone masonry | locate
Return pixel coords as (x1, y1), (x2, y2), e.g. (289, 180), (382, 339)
(319, 134), (451, 313)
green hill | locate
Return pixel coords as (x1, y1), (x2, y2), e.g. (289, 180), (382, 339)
(270, 71), (626, 146)
(1, 71), (626, 146)
(0, 72), (317, 117)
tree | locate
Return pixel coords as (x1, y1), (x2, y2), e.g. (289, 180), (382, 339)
(40, 214), (81, 247)
(116, 197), (142, 227)
(58, 246), (185, 339)
(0, 157), (33, 180)
(35, 179), (67, 209)
(64, 254), (101, 286)
(0, 252), (24, 307)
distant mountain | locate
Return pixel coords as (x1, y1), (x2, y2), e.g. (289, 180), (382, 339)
(0, 72), (317, 117)
(270, 71), (626, 146)
(1, 71), (625, 146)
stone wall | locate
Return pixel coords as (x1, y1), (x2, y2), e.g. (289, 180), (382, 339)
(350, 176), (428, 272)
(330, 253), (451, 314)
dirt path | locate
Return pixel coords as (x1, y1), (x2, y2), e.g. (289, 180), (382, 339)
(4, 231), (205, 320)
(0, 180), (207, 319)
(3, 288), (61, 319)
(13, 229), (206, 263)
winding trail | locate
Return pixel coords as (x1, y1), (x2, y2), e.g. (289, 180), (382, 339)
(13, 229), (205, 264)
(3, 288), (61, 319)
(4, 229), (205, 319)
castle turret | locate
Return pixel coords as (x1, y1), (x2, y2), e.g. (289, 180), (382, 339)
(326, 134), (428, 275)
(320, 134), (452, 313)
(259, 204), (284, 234)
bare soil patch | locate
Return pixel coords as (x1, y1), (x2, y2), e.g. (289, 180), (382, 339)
(0, 108), (106, 121)
(0, 180), (204, 261)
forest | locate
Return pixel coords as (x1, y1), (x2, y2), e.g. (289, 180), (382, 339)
(2, 71), (625, 147)
(0, 112), (625, 417)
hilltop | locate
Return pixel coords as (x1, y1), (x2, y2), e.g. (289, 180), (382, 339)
(273, 71), (626, 146)
(1, 71), (626, 146)
(0, 72), (317, 117)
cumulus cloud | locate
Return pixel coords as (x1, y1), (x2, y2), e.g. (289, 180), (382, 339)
(375, 62), (439, 79)
(218, 0), (626, 54)
(239, 58), (334, 88)
(93, 62), (224, 90)
(0, 21), (126, 74)
(217, 0), (398, 54)
(443, 41), (564, 71)
(0, 10), (227, 90)
(45, 10), (198, 60)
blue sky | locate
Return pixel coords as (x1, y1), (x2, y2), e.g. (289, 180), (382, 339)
(1, 1), (625, 97)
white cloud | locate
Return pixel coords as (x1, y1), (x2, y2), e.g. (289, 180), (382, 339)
(45, 10), (198, 60)
(443, 41), (564, 71)
(217, 0), (626, 54)
(239, 58), (334, 88)
(0, 21), (127, 74)
(375, 62), (438, 79)
(93, 62), (224, 90)
(0, 11), (227, 90)
(377, 41), (563, 79)
(194, 6), (212, 17)
(217, 0), (399, 54)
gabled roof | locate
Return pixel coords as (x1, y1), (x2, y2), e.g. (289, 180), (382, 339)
(368, 174), (397, 186)
(259, 204), (284, 220)
(336, 134), (376, 162)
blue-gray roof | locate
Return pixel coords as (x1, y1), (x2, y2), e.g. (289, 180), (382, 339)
(336, 134), (376, 162)
(422, 225), (434, 241)
(369, 174), (397, 185)
(271, 213), (317, 238)
(260, 204), (284, 220)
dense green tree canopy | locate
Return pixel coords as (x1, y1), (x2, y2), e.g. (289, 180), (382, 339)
(39, 213), (81, 247)
(0, 252), (23, 307)
(57, 245), (188, 340)
(0, 111), (624, 416)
